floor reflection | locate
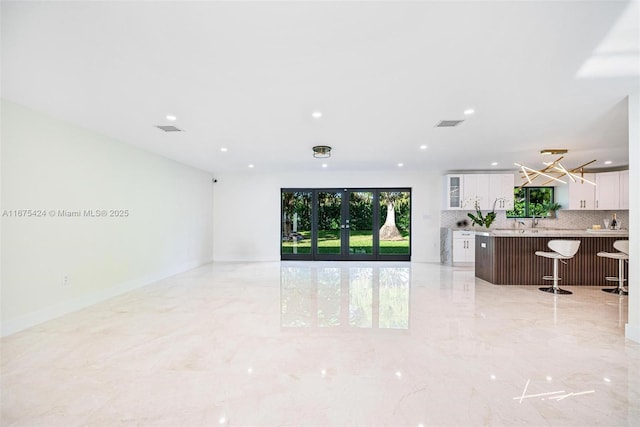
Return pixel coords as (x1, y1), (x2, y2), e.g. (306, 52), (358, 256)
(280, 264), (410, 329)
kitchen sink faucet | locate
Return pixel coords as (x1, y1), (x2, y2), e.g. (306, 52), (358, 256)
(531, 216), (539, 228)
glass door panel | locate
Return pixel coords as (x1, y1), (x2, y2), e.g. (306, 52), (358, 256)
(349, 191), (373, 255)
(378, 191), (410, 256)
(281, 191), (312, 256)
(317, 191), (342, 255)
(281, 188), (411, 261)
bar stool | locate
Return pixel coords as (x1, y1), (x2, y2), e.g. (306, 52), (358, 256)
(535, 240), (581, 295)
(597, 240), (629, 296)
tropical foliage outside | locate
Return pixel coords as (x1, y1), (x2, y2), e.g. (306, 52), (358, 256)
(507, 187), (554, 218)
(281, 190), (410, 255)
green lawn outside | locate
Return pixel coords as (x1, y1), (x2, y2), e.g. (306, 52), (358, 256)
(282, 230), (410, 255)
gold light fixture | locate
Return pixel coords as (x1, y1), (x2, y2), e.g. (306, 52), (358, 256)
(540, 149), (568, 155)
(516, 150), (597, 187)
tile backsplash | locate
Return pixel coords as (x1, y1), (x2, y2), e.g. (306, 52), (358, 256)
(441, 209), (629, 231)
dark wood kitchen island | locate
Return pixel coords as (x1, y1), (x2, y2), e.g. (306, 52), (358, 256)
(475, 230), (629, 286)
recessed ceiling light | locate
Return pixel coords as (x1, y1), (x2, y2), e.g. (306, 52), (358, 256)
(166, 114), (177, 121)
(604, 160), (612, 165)
(491, 162), (498, 166)
(321, 163), (328, 168)
(419, 145), (428, 150)
(397, 163), (404, 167)
(312, 111), (323, 119)
(248, 164), (254, 168)
(220, 147), (228, 152)
(464, 109), (475, 115)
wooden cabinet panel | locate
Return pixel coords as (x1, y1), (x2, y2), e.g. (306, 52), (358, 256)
(475, 236), (627, 285)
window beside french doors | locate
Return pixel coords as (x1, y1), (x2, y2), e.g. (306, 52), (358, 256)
(281, 188), (411, 261)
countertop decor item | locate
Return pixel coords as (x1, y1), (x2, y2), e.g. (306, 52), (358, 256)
(467, 200), (496, 229)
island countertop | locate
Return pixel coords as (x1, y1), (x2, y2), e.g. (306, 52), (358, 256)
(474, 232), (629, 286)
(475, 228), (629, 238)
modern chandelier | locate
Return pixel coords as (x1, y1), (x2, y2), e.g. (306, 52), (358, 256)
(515, 149), (597, 187)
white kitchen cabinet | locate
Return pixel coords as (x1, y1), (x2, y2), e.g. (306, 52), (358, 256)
(443, 174), (464, 210)
(620, 170), (629, 209)
(489, 174), (515, 210)
(595, 171), (620, 210)
(567, 173), (596, 209)
(463, 175), (490, 210)
(443, 173), (516, 211)
(452, 231), (475, 263)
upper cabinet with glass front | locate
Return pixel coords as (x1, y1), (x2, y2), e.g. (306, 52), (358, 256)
(443, 174), (464, 210)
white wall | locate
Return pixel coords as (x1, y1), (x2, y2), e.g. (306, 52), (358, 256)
(212, 170), (442, 262)
(1, 100), (214, 335)
(626, 92), (639, 343)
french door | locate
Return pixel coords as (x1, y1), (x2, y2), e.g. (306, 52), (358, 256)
(281, 188), (411, 261)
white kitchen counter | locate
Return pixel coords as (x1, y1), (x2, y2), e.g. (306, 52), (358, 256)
(477, 228), (629, 237)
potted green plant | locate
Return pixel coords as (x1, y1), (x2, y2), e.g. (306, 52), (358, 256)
(542, 201), (562, 218)
(467, 199), (497, 229)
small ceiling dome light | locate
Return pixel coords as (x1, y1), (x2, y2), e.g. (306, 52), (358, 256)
(166, 114), (177, 121)
(419, 144), (428, 150)
(312, 111), (323, 119)
(313, 145), (331, 158)
(464, 109), (475, 115)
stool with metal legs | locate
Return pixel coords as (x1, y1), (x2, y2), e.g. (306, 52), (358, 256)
(597, 240), (629, 296)
(535, 240), (581, 295)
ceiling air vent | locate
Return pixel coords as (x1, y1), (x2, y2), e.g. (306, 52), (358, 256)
(155, 125), (183, 132)
(436, 120), (464, 127)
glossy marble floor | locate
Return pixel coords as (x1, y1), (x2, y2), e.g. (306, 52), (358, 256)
(2, 261), (639, 426)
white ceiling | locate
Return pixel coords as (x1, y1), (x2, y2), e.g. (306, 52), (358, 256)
(2, 1), (638, 174)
